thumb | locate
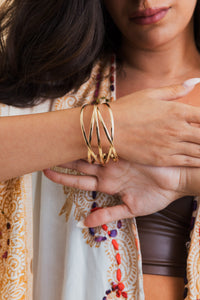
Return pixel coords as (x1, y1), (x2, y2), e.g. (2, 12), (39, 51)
(151, 78), (200, 101)
(80, 204), (133, 228)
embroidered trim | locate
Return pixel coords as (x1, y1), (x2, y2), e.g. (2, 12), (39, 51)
(0, 176), (33, 300)
(56, 60), (140, 299)
(88, 198), (128, 299)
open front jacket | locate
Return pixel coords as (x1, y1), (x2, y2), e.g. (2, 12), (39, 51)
(0, 60), (199, 300)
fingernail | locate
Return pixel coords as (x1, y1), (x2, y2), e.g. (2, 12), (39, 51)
(77, 219), (88, 229)
(183, 78), (200, 88)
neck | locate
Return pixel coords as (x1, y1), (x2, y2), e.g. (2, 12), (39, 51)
(120, 22), (200, 80)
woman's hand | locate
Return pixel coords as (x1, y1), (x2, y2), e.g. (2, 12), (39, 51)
(43, 159), (189, 227)
(111, 82), (200, 167)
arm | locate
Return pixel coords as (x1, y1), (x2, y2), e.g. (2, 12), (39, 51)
(0, 108), (89, 180)
(2, 82), (200, 180)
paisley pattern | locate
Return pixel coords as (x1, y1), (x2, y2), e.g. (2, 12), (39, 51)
(0, 176), (33, 300)
(186, 196), (200, 300)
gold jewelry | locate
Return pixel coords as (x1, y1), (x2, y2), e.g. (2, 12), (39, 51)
(80, 104), (99, 164)
(96, 103), (118, 163)
(80, 101), (118, 165)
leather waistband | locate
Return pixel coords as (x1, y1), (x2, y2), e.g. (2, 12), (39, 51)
(136, 196), (194, 277)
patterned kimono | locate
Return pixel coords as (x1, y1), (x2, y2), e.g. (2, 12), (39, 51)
(0, 60), (199, 300)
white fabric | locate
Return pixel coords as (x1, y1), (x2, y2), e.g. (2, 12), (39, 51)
(32, 172), (116, 300)
(0, 61), (146, 300)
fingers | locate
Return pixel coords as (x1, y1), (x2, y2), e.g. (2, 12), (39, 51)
(182, 124), (200, 144)
(149, 80), (199, 101)
(177, 140), (200, 159)
(169, 155), (200, 167)
(57, 159), (100, 176)
(84, 204), (133, 227)
(185, 106), (200, 123)
(43, 168), (97, 190)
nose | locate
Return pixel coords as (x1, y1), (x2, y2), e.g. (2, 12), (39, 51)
(142, 1), (150, 8)
(135, 0), (151, 9)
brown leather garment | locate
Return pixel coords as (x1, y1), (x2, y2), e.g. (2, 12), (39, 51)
(136, 196), (194, 277)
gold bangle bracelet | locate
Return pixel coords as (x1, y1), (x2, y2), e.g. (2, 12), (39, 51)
(96, 103), (118, 163)
(80, 104), (99, 164)
(80, 101), (118, 165)
(93, 105), (105, 164)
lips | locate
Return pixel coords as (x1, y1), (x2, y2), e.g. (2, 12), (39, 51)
(130, 7), (170, 25)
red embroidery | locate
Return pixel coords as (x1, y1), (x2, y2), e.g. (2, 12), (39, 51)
(88, 200), (128, 299)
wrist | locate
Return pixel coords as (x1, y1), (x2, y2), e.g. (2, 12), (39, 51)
(109, 101), (123, 157)
(83, 103), (118, 164)
(61, 108), (88, 161)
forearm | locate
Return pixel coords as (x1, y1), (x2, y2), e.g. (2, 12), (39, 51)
(0, 107), (92, 180)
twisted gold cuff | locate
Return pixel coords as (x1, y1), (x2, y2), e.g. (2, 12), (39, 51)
(80, 101), (118, 165)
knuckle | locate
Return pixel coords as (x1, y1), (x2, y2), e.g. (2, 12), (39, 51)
(150, 150), (165, 166)
(184, 129), (195, 141)
(169, 85), (183, 97)
(152, 150), (175, 166)
(159, 157), (171, 167)
(164, 125), (176, 137)
(190, 146), (200, 158)
(188, 145), (200, 158)
(168, 105), (182, 118)
(164, 122), (185, 140)
(127, 205), (135, 216)
(103, 209), (113, 222)
(169, 155), (184, 166)
(182, 156), (193, 166)
(130, 201), (143, 217)
(169, 128), (183, 139)
(124, 196), (140, 215)
(178, 106), (188, 119)
(196, 146), (200, 157)
(176, 128), (186, 139)
(157, 155), (168, 166)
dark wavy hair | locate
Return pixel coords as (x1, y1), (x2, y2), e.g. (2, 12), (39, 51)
(0, 0), (199, 107)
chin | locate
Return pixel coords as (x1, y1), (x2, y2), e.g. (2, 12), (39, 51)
(128, 26), (177, 50)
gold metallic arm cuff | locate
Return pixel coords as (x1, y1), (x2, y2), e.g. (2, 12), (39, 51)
(80, 101), (118, 165)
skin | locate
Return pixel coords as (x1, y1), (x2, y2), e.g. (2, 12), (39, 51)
(111, 85), (200, 166)
(2, 4), (200, 181)
(44, 0), (200, 223)
(1, 83), (200, 181)
(43, 159), (196, 225)
(44, 0), (200, 299)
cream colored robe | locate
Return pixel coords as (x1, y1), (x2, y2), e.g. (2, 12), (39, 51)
(0, 61), (199, 300)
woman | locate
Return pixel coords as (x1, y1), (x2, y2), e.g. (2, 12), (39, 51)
(0, 0), (200, 300)
(43, 1), (200, 300)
